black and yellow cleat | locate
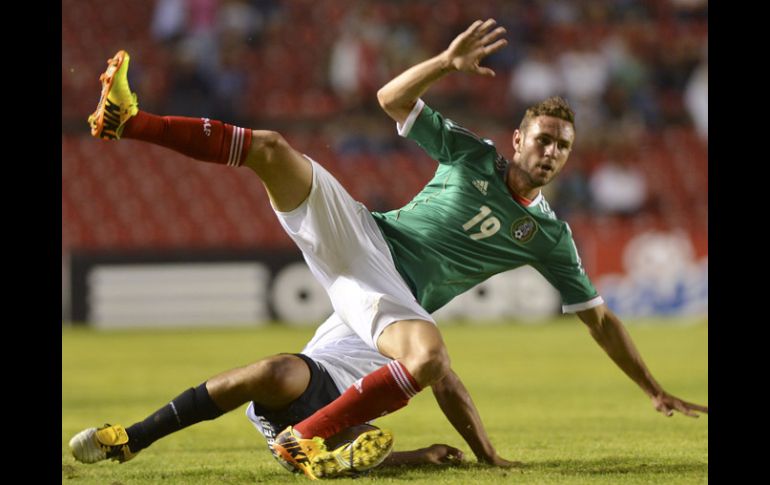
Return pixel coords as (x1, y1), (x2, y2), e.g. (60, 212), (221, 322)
(69, 423), (138, 464)
(87, 50), (138, 140)
(272, 426), (327, 480)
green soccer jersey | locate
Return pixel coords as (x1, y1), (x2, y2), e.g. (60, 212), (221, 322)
(371, 100), (602, 314)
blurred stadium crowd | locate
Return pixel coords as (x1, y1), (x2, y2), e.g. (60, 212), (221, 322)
(62, 0), (707, 280)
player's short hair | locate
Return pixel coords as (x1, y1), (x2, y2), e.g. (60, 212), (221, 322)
(519, 96), (575, 132)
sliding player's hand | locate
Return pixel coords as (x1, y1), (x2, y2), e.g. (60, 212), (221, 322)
(420, 444), (465, 465)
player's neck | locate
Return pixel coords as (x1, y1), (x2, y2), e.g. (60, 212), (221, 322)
(505, 164), (540, 204)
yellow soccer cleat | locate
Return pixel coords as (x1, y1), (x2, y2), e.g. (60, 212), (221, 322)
(87, 50), (138, 140)
(312, 427), (394, 477)
(69, 423), (138, 464)
(273, 425), (394, 479)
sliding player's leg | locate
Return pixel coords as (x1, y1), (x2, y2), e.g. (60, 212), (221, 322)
(68, 354), (311, 464)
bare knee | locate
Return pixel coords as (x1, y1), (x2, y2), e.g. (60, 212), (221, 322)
(401, 345), (451, 388)
(241, 130), (312, 211)
(244, 130), (295, 170)
(246, 355), (309, 407)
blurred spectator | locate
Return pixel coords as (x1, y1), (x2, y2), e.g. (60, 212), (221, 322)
(509, 46), (564, 108)
(164, 38), (215, 117)
(600, 26), (658, 130)
(216, 0), (263, 45)
(209, 39), (250, 123)
(542, 0), (579, 26)
(684, 47), (707, 141)
(329, 26), (365, 106)
(151, 0), (188, 44)
(589, 156), (648, 217)
(558, 34), (611, 132)
(328, 6), (389, 108)
(180, 0), (221, 74)
(551, 163), (592, 220)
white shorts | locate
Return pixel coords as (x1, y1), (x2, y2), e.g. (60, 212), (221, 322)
(274, 158), (436, 352)
(301, 312), (391, 393)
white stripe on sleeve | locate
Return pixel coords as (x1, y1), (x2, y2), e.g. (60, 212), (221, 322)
(396, 99), (426, 138)
(562, 296), (604, 313)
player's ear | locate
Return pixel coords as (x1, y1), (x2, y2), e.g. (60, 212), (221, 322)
(512, 130), (522, 153)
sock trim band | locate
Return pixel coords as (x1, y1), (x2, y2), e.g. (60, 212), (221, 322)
(228, 126), (246, 166)
(388, 361), (418, 398)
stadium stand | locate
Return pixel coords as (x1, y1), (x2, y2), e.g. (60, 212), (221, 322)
(63, 0), (707, 276)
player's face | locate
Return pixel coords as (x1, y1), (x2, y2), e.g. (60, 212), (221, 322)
(512, 116), (575, 188)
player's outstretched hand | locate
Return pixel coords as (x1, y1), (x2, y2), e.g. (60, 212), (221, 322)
(420, 444), (465, 465)
(651, 391), (708, 418)
(443, 18), (507, 77)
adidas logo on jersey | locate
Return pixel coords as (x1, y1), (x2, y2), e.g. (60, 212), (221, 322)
(472, 179), (489, 195)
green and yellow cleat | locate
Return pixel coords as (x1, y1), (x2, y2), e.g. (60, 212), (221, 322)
(88, 50), (138, 140)
(68, 423), (138, 464)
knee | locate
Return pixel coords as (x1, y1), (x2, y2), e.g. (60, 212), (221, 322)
(244, 355), (303, 397)
(221, 355), (306, 407)
(245, 130), (292, 169)
(402, 345), (451, 388)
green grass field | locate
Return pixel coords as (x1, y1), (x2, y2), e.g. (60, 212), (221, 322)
(62, 318), (708, 484)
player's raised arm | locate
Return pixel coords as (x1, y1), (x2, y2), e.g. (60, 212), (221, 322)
(576, 304), (709, 418)
(377, 18), (507, 125)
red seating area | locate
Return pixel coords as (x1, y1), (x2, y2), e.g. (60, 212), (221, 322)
(62, 0), (707, 257)
(62, 131), (706, 253)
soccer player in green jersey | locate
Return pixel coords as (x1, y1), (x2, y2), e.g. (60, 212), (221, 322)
(72, 18), (707, 480)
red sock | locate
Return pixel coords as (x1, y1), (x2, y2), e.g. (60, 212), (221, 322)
(121, 111), (252, 167)
(293, 361), (422, 439)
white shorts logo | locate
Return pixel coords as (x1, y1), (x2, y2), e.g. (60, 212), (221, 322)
(202, 118), (212, 137)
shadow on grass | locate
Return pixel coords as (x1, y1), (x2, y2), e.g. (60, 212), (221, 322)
(369, 461), (520, 479)
(368, 456), (706, 480)
(61, 461), (294, 484)
(532, 456), (707, 476)
(63, 456), (707, 482)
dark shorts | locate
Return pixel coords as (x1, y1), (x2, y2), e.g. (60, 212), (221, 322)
(249, 353), (341, 441)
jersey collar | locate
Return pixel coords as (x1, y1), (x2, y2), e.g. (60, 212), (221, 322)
(526, 191), (543, 208)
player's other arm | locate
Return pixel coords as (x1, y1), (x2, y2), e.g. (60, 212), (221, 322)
(431, 369), (520, 467)
(384, 444), (464, 467)
(377, 18), (507, 125)
(576, 304), (708, 417)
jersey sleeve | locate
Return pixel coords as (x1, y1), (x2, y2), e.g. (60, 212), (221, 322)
(396, 99), (495, 165)
(532, 224), (603, 313)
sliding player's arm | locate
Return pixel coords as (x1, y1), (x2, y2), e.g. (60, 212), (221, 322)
(383, 444), (464, 467)
(431, 369), (520, 467)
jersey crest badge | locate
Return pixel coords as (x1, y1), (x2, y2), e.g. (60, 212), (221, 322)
(511, 216), (538, 243)
(472, 179), (488, 195)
